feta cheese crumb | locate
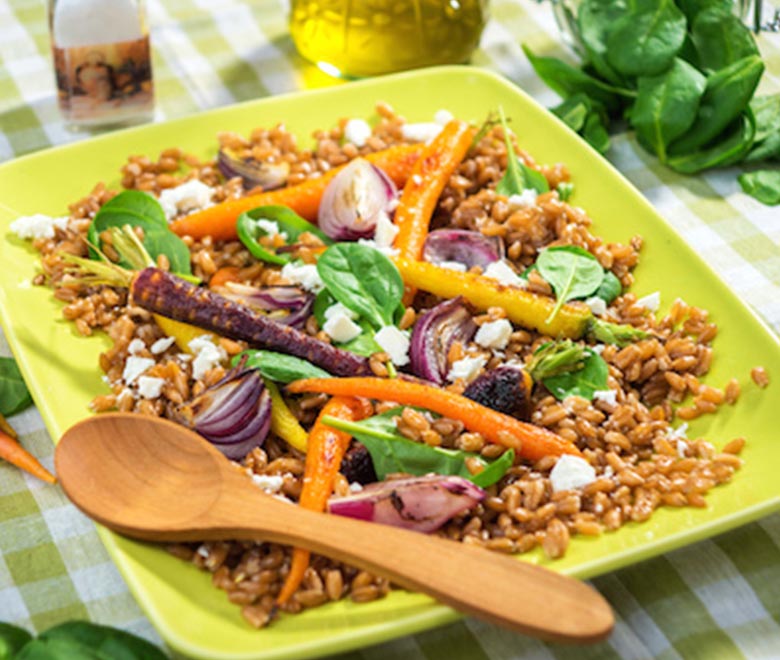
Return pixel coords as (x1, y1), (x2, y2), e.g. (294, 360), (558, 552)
(122, 356), (155, 384)
(636, 291), (661, 312)
(357, 238), (399, 257)
(475, 319), (513, 350)
(137, 376), (165, 399)
(150, 336), (176, 355)
(188, 335), (228, 381)
(373, 211), (399, 248)
(324, 302), (358, 321)
(280, 261), (324, 292)
(447, 355), (487, 383)
(401, 122), (443, 143)
(127, 338), (145, 355)
(343, 118), (372, 147)
(10, 214), (69, 240)
(251, 474), (285, 493)
(584, 296), (607, 317)
(254, 218), (285, 239)
(592, 389), (618, 407)
(438, 260), (468, 272)
(668, 423), (688, 441)
(158, 179), (214, 220)
(374, 326), (411, 366)
(550, 455), (597, 493)
(434, 109), (455, 125)
(483, 260), (527, 288)
(323, 313), (362, 343)
(507, 189), (539, 210)
(349, 482), (364, 493)
(591, 343), (606, 355)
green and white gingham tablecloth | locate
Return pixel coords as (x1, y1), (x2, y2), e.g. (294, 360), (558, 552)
(2, 0), (780, 658)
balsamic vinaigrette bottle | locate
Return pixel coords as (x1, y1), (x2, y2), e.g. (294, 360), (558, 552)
(48, 0), (155, 128)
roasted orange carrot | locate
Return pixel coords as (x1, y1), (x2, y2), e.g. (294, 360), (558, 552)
(0, 430), (56, 484)
(0, 413), (18, 440)
(208, 266), (241, 290)
(287, 378), (581, 462)
(171, 144), (423, 241)
(277, 396), (372, 605)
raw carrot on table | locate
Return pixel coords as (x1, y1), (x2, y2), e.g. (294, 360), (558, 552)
(0, 429), (56, 484)
(170, 144), (423, 242)
(276, 396), (372, 605)
(286, 377), (582, 462)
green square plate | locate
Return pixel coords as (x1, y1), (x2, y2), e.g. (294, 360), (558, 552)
(1, 66), (779, 660)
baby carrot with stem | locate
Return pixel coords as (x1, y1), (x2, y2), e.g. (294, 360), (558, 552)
(170, 144), (423, 241)
(276, 396), (372, 605)
(0, 429), (56, 484)
(287, 377), (582, 462)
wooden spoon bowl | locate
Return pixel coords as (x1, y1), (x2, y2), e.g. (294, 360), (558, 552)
(55, 413), (614, 643)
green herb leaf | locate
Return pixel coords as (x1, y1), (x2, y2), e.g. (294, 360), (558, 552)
(236, 205), (332, 266)
(316, 243), (403, 330)
(738, 170), (780, 206)
(0, 356), (33, 417)
(495, 108), (550, 197)
(541, 347), (609, 401)
(745, 94), (780, 163)
(587, 318), (650, 346)
(536, 246), (605, 323)
(0, 623), (33, 659)
(551, 94), (611, 154)
(594, 270), (622, 304)
(235, 350), (331, 383)
(582, 111), (611, 154)
(339, 327), (383, 357)
(667, 111), (756, 174)
(691, 7), (759, 72)
(631, 58), (707, 162)
(676, 0), (734, 23)
(576, 0), (629, 85)
(606, 0), (687, 77)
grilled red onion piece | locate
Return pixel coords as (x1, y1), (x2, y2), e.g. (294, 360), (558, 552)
(327, 475), (486, 533)
(409, 297), (477, 384)
(422, 229), (504, 270)
(218, 148), (290, 190)
(318, 158), (398, 241)
(219, 283), (314, 329)
(173, 366), (271, 460)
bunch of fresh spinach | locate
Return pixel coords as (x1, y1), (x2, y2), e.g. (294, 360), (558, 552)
(322, 408), (515, 488)
(0, 621), (167, 660)
(526, 0), (780, 204)
(0, 358), (32, 417)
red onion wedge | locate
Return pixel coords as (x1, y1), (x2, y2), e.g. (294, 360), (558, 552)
(409, 297), (477, 385)
(219, 283), (314, 329)
(173, 364), (271, 460)
(422, 229), (504, 270)
(218, 148), (290, 191)
(318, 158), (398, 241)
(328, 475), (486, 533)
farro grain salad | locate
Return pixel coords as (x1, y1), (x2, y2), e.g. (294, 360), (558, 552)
(13, 103), (766, 628)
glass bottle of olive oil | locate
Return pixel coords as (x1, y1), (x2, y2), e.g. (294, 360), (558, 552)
(290, 0), (489, 78)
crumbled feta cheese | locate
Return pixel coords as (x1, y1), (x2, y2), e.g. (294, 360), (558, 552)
(668, 423), (688, 441)
(254, 218), (285, 239)
(158, 180), (214, 220)
(343, 118), (372, 147)
(150, 336), (176, 355)
(10, 214), (68, 240)
(434, 109), (454, 126)
(447, 355), (487, 383)
(507, 189), (538, 210)
(401, 122), (443, 143)
(636, 291), (660, 312)
(585, 296), (607, 317)
(324, 302), (358, 321)
(374, 326), (411, 366)
(137, 376), (165, 399)
(349, 482), (364, 493)
(280, 261), (324, 292)
(177, 353), (192, 362)
(188, 335), (228, 381)
(550, 455), (597, 492)
(357, 238), (399, 257)
(196, 544), (210, 558)
(592, 389), (618, 407)
(677, 440), (689, 458)
(251, 474), (285, 493)
(438, 260), (468, 272)
(323, 313), (362, 343)
(475, 319), (513, 350)
(117, 387), (134, 402)
(590, 344), (606, 355)
(603, 465), (614, 478)
(373, 211), (399, 248)
(483, 260), (527, 288)
(127, 338), (145, 355)
(122, 356), (155, 384)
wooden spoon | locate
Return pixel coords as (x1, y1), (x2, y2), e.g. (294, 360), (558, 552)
(55, 413), (614, 643)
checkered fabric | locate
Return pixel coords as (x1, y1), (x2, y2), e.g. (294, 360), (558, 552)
(1, 0), (780, 658)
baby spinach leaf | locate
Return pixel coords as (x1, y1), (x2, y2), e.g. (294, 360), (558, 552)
(691, 7), (758, 72)
(496, 108), (550, 197)
(541, 347), (609, 401)
(552, 94), (611, 154)
(0, 356), (33, 417)
(313, 289), (336, 327)
(676, 0), (734, 23)
(339, 325), (383, 357)
(606, 0), (687, 77)
(668, 111), (756, 174)
(577, 0), (629, 85)
(669, 55), (763, 155)
(631, 58), (707, 161)
(738, 170), (780, 205)
(536, 246), (605, 322)
(316, 243), (403, 330)
(0, 623), (33, 659)
(235, 350), (331, 383)
(142, 229), (192, 275)
(582, 111), (611, 154)
(745, 95), (780, 163)
(551, 96), (590, 133)
(237, 205), (332, 266)
(594, 270), (622, 304)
